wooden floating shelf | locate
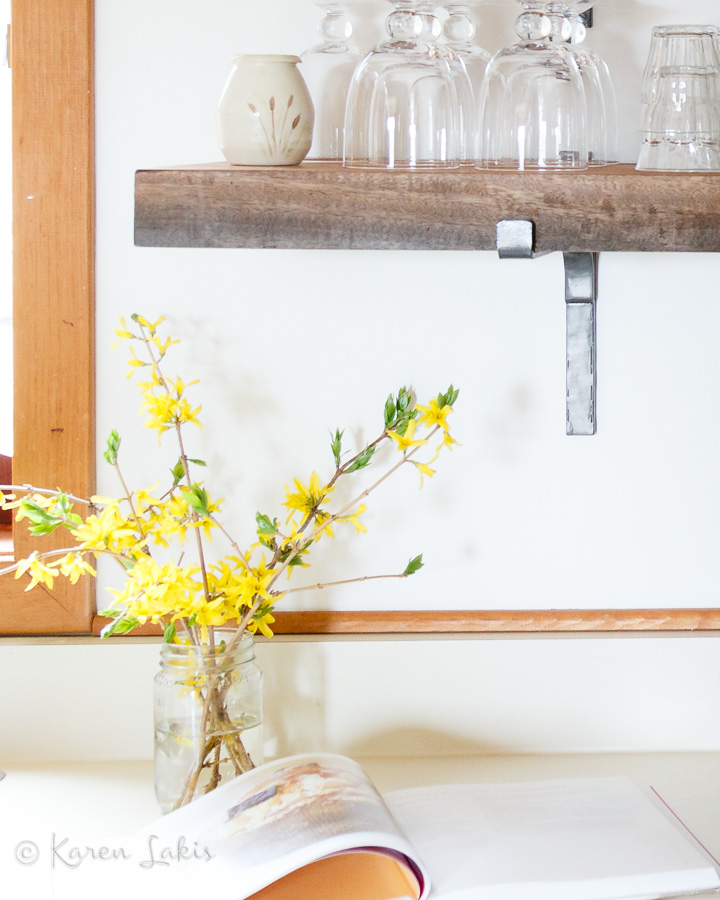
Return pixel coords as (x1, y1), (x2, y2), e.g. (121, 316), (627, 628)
(135, 162), (720, 253)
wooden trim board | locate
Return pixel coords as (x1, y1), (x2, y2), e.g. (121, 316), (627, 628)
(92, 607), (720, 637)
(0, 0), (96, 634)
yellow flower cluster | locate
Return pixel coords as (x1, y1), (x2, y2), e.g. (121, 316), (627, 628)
(139, 374), (203, 436)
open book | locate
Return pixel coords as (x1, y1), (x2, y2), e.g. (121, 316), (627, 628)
(54, 753), (720, 900)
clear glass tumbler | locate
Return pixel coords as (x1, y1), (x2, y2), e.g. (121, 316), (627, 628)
(640, 25), (720, 130)
(637, 66), (720, 171)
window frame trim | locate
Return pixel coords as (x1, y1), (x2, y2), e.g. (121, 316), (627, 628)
(1, 0), (95, 634)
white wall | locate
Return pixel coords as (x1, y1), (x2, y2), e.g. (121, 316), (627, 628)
(4, 0), (720, 763)
(2, 634), (720, 762)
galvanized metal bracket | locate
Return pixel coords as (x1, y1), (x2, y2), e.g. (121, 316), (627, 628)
(496, 219), (540, 259)
(564, 251), (598, 436)
(496, 221), (598, 436)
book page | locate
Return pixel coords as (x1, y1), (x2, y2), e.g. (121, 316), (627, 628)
(384, 776), (720, 900)
(51, 754), (428, 900)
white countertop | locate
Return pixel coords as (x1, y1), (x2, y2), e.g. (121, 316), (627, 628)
(2, 753), (719, 899)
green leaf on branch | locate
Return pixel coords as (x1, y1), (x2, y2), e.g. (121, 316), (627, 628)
(180, 484), (210, 517)
(103, 429), (121, 465)
(385, 387), (417, 433)
(437, 385), (459, 408)
(170, 460), (185, 487)
(97, 607), (122, 619)
(56, 493), (76, 514)
(257, 512), (281, 551)
(163, 622), (177, 643)
(171, 459), (205, 488)
(330, 429), (343, 468)
(256, 513), (277, 535)
(55, 493), (82, 529)
(397, 386), (412, 413)
(346, 445), (375, 473)
(19, 499), (65, 536)
(279, 540), (312, 567)
(384, 394), (396, 429)
(100, 615), (141, 638)
(403, 554), (424, 576)
(286, 553), (308, 568)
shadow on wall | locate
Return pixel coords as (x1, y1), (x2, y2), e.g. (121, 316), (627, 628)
(260, 641), (327, 760)
(345, 727), (507, 760)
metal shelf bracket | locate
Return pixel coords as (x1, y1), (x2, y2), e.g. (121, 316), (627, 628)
(496, 219), (541, 259)
(564, 251), (598, 436)
(496, 221), (598, 436)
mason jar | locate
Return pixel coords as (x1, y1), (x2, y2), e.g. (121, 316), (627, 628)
(153, 629), (263, 812)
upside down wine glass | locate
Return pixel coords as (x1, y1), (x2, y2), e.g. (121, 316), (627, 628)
(343, 0), (461, 168)
(414, 0), (476, 163)
(554, 3), (617, 165)
(301, 2), (364, 160)
(442, 1), (491, 161)
(477, 0), (593, 169)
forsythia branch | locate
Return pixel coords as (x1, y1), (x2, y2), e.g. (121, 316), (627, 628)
(1, 315), (459, 651)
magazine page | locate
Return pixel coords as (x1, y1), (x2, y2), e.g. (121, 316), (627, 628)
(52, 753), (428, 900)
(384, 776), (720, 900)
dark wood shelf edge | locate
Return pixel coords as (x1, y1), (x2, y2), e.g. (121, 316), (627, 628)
(135, 162), (720, 253)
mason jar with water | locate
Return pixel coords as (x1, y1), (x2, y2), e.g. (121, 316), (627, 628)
(153, 629), (263, 812)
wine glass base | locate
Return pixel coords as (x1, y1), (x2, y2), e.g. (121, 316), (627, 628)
(476, 155), (588, 171)
(343, 159), (459, 169)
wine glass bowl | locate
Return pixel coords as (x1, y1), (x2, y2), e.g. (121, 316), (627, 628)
(343, 1), (460, 168)
(559, 4), (617, 165)
(476, 0), (619, 170)
(442, 2), (492, 162)
(301, 2), (364, 160)
(476, 0), (590, 170)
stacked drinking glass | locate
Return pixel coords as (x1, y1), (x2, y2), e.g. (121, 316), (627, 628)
(637, 25), (720, 172)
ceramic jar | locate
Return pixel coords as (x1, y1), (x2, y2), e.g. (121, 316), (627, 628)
(218, 54), (315, 166)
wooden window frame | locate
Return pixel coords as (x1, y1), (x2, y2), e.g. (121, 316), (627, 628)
(0, 0), (95, 634)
